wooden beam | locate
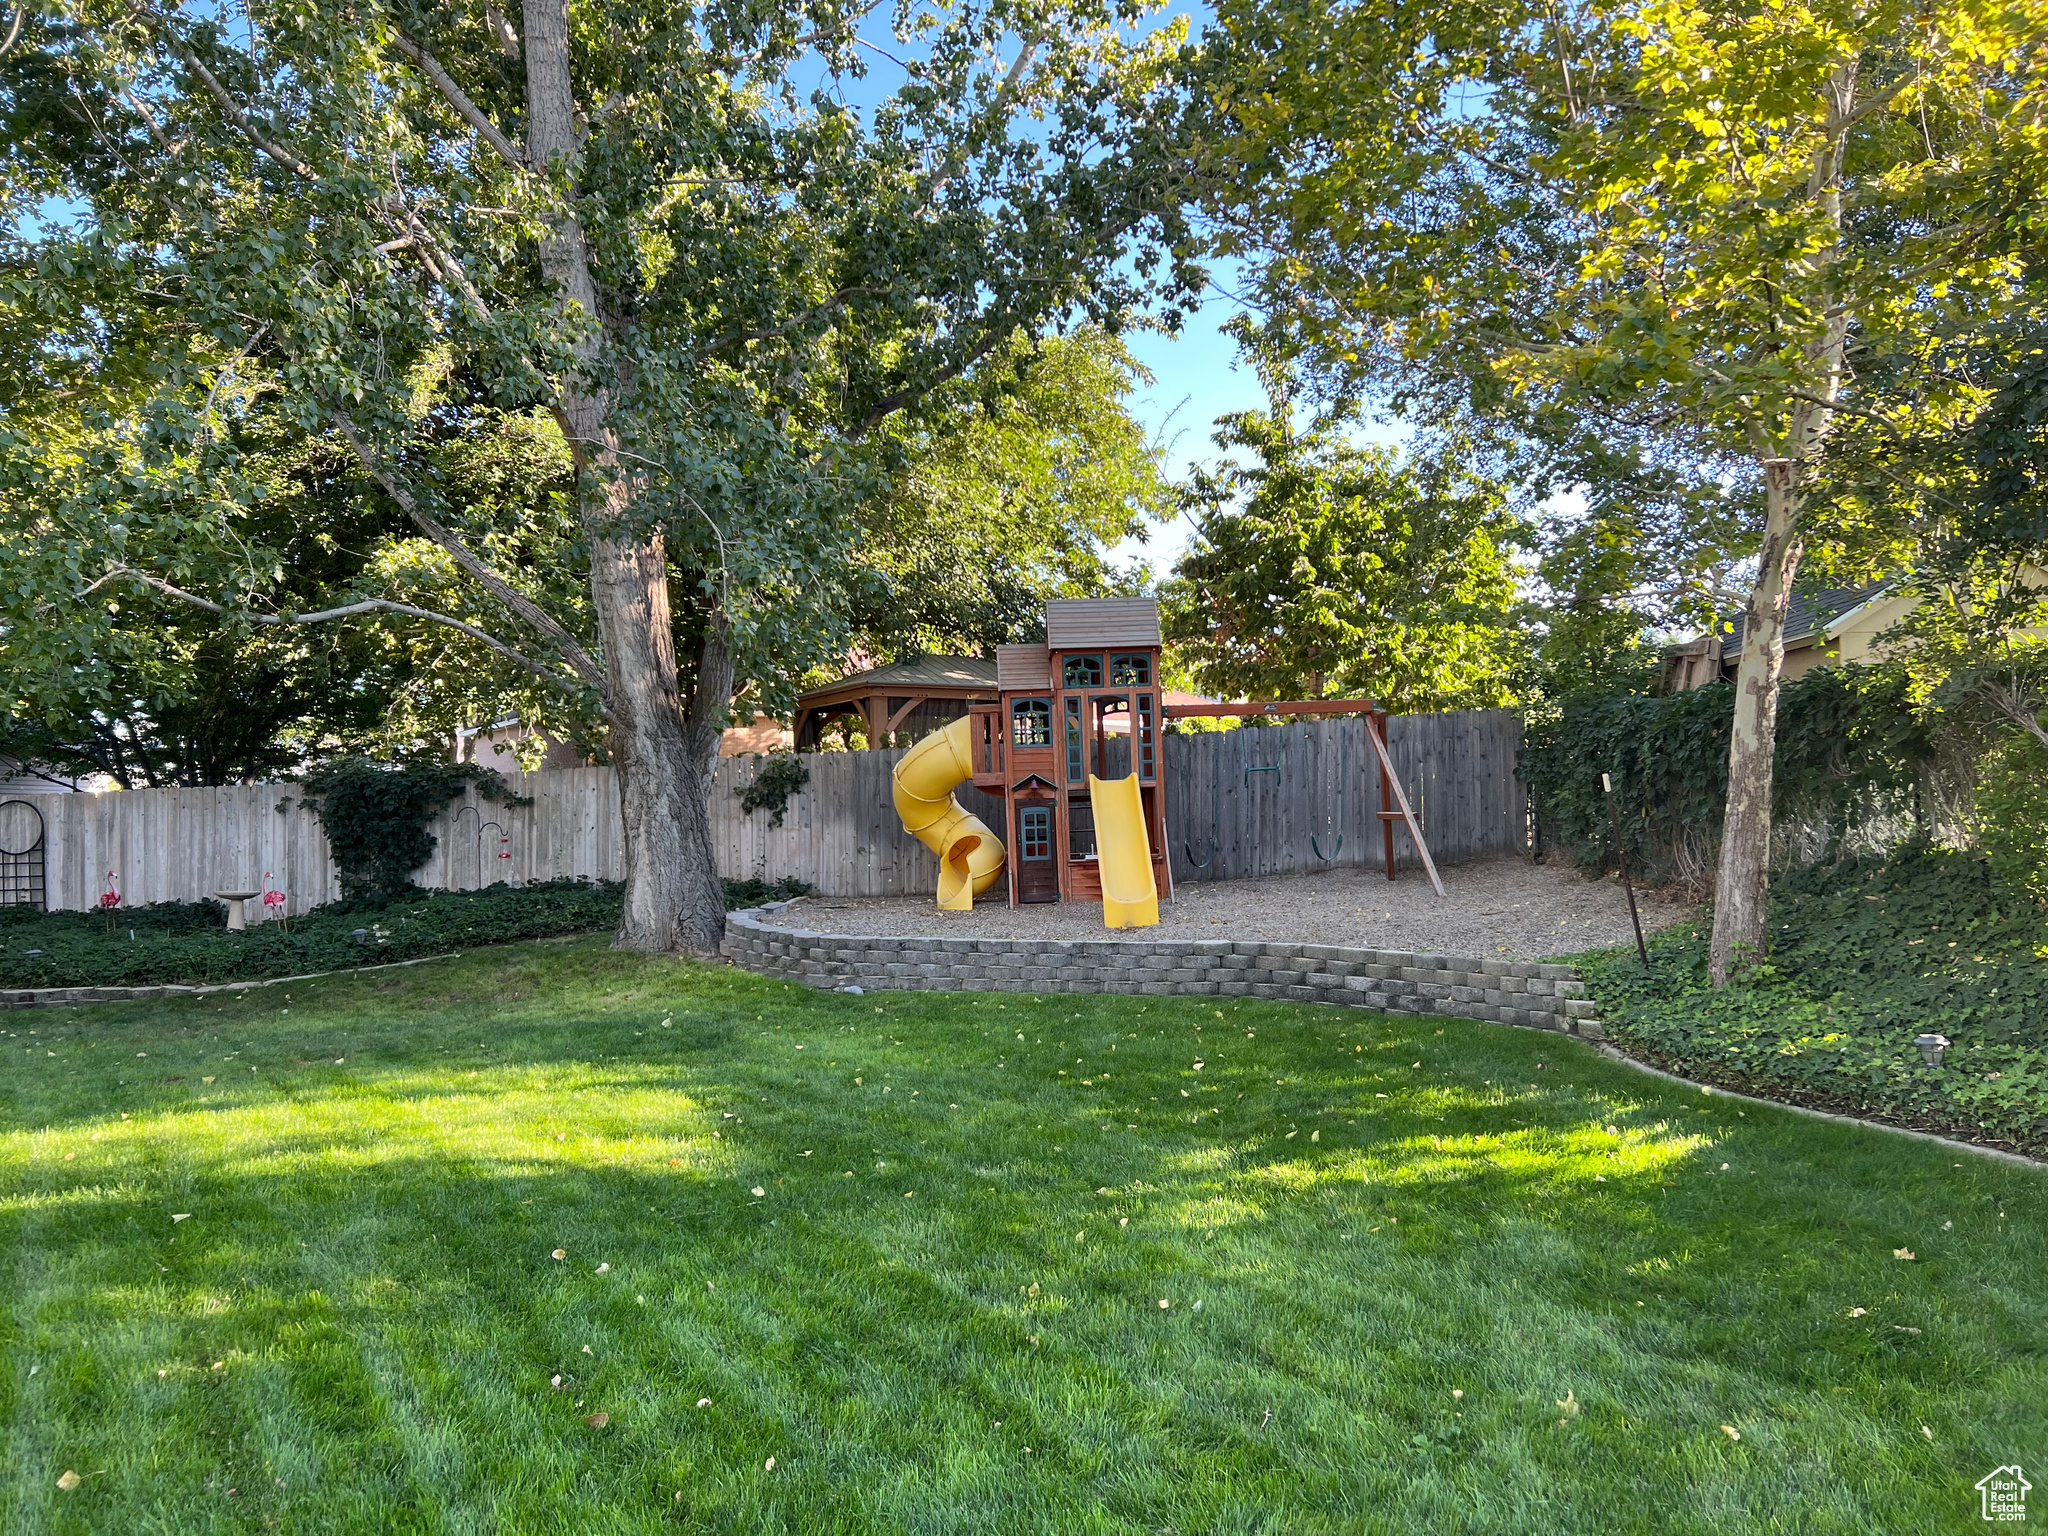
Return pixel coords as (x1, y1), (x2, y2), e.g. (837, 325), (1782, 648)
(1164, 699), (1379, 718)
(1363, 714), (1444, 897)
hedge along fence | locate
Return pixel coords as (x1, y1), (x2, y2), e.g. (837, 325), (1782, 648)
(1519, 666), (1941, 891)
(26, 707), (1529, 914)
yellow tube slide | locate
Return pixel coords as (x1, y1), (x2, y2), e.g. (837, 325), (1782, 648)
(1088, 772), (1158, 928)
(892, 716), (1006, 910)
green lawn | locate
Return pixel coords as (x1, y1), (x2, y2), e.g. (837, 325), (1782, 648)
(3, 939), (2043, 1533)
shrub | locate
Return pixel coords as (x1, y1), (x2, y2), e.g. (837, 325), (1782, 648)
(735, 751), (811, 829)
(1973, 734), (2048, 899)
(0, 876), (813, 990)
(1520, 665), (1934, 887)
(297, 758), (532, 898)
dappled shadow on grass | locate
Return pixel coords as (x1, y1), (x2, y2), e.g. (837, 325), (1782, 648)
(2, 942), (2045, 1533)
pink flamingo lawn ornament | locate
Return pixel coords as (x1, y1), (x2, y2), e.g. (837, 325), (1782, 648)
(99, 871), (121, 935)
(262, 872), (287, 932)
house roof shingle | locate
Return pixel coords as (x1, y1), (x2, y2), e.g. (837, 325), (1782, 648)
(1718, 580), (1893, 654)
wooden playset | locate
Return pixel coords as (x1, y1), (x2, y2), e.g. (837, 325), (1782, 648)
(889, 596), (1438, 926)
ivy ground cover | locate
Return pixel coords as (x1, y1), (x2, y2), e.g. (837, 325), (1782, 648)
(4, 941), (2042, 1532)
(1579, 846), (2048, 1156)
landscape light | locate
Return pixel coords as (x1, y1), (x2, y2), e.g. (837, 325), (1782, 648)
(1913, 1033), (1950, 1068)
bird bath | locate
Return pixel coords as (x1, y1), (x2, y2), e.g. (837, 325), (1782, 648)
(213, 890), (262, 931)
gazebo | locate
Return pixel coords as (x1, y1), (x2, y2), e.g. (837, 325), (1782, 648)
(791, 656), (998, 751)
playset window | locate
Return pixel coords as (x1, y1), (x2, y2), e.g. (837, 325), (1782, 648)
(1019, 806), (1052, 860)
(1136, 693), (1156, 778)
(1110, 652), (1151, 686)
(1064, 698), (1084, 782)
(1062, 654), (1103, 688)
(1011, 699), (1052, 747)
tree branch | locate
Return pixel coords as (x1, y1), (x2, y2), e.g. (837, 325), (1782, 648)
(159, 25), (316, 179)
(929, 37), (1040, 197)
(852, 322), (1012, 437)
(327, 410), (608, 692)
(387, 29), (529, 170)
(90, 567), (591, 698)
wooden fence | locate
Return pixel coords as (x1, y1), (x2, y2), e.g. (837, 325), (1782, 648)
(1163, 711), (1528, 884)
(18, 709), (1526, 913)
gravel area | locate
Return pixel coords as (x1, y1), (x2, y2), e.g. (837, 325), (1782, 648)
(757, 858), (1692, 962)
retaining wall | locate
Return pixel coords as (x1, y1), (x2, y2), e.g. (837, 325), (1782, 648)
(724, 906), (1605, 1039)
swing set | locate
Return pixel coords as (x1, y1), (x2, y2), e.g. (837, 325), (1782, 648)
(1167, 698), (1444, 897)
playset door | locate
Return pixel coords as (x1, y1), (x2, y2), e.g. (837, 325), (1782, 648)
(1013, 799), (1059, 903)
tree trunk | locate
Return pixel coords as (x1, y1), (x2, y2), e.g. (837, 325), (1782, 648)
(525, 0), (728, 956)
(675, 617), (738, 951)
(1709, 458), (1804, 984)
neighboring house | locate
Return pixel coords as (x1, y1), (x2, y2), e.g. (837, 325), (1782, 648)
(453, 718), (596, 770)
(1662, 580), (1914, 692)
(0, 752), (109, 795)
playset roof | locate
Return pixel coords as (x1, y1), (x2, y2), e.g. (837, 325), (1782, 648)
(995, 644), (1053, 691)
(1044, 597), (1162, 651)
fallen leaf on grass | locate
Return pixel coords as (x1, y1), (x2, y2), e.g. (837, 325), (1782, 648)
(56, 1470), (80, 1491)
(202, 1077), (215, 1084)
(697, 1398), (711, 1408)
(1848, 1307), (1868, 1318)
(171, 1214), (191, 1223)
(751, 1187), (765, 1198)
(764, 1457), (776, 1471)
(551, 1249), (567, 1261)
(1894, 1248), (1915, 1261)
(1721, 1425), (1741, 1441)
(1893, 1325), (1922, 1335)
(595, 1262), (610, 1275)
(585, 1412), (609, 1428)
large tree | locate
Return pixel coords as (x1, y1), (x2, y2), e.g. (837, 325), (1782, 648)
(2, 0), (1197, 951)
(849, 325), (1172, 658)
(1159, 391), (1528, 711)
(1199, 0), (2042, 978)
(0, 412), (584, 783)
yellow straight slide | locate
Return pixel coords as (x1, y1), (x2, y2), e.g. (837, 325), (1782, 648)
(1088, 772), (1158, 928)
(892, 716), (1006, 910)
